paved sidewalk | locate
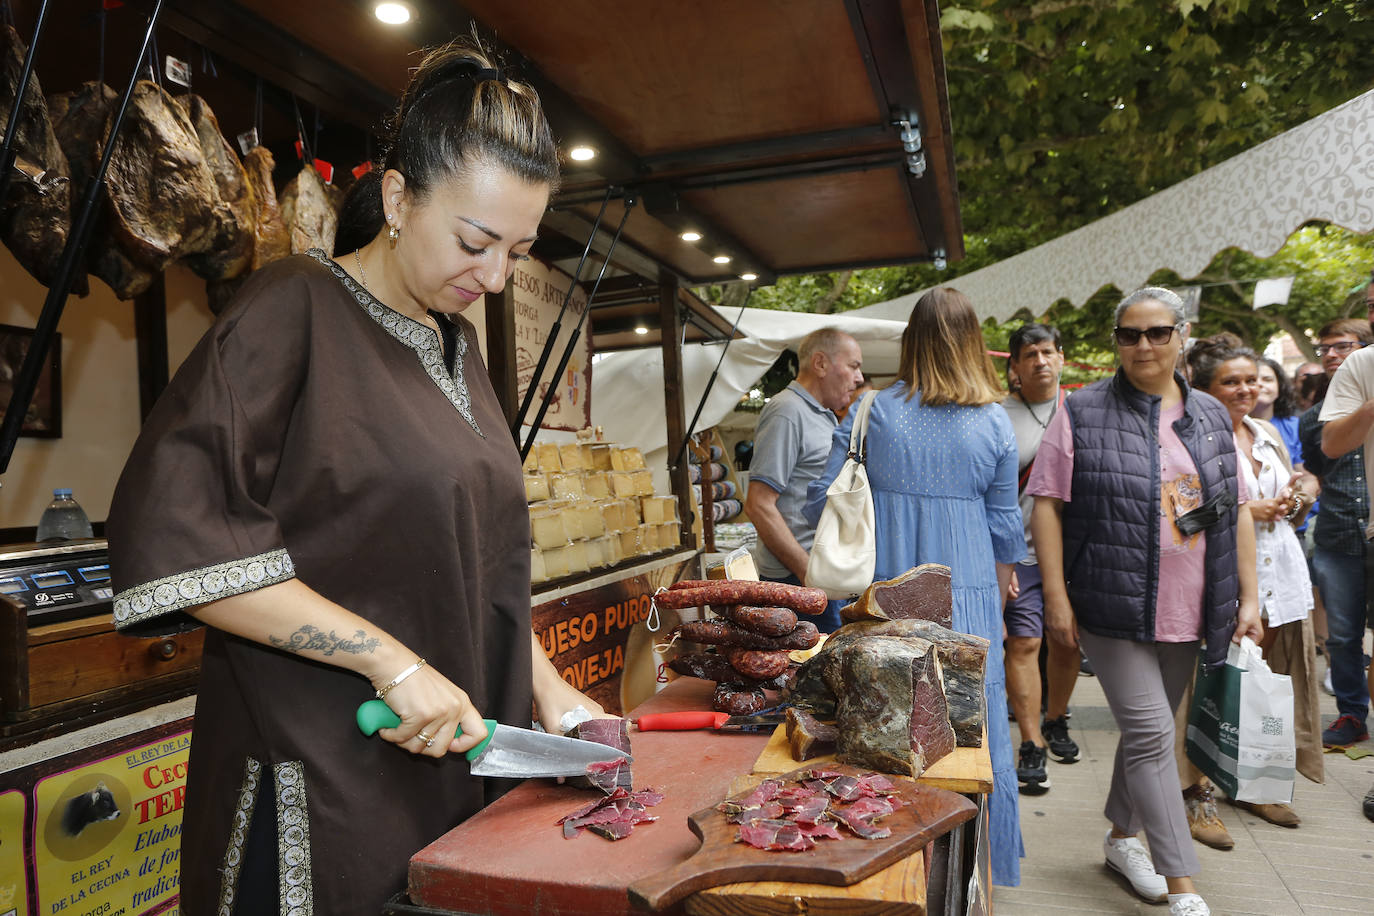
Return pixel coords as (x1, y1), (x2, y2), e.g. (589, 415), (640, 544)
(992, 666), (1374, 914)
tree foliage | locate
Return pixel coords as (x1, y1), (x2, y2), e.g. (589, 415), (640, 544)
(703, 1), (1374, 370)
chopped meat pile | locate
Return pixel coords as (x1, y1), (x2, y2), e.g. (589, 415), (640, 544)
(557, 786), (664, 841)
(720, 769), (903, 851)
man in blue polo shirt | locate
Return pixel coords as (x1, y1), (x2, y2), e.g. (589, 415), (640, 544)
(745, 328), (864, 632)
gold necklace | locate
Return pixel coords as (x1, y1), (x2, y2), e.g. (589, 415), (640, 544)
(354, 249), (368, 287)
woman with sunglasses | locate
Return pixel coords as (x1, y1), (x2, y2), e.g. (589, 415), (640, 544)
(1185, 335), (1322, 820)
(1027, 288), (1261, 916)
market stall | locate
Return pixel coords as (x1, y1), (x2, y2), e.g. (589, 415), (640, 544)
(1, 1), (968, 913)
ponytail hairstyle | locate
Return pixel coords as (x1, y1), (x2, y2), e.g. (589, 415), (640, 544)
(1185, 332), (1257, 391)
(334, 34), (560, 256)
(894, 287), (1004, 407)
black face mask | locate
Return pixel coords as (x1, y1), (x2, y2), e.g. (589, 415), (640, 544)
(1175, 488), (1237, 536)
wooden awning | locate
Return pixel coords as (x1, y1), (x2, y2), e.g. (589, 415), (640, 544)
(218, 0), (962, 291)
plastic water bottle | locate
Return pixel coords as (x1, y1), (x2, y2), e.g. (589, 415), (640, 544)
(36, 489), (94, 542)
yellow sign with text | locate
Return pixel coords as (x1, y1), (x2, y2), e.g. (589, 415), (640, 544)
(0, 788), (26, 916)
(34, 731), (190, 916)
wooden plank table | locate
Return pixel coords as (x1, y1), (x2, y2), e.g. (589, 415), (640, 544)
(405, 676), (991, 916)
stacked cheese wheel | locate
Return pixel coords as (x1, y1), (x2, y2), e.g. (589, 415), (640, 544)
(661, 580), (827, 714)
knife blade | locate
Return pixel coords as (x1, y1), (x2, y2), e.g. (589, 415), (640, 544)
(355, 699), (631, 779)
(633, 709), (790, 732)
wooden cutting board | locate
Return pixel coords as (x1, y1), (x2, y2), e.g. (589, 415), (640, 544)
(627, 763), (977, 912)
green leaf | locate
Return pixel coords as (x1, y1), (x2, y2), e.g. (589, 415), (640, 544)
(940, 8), (997, 32)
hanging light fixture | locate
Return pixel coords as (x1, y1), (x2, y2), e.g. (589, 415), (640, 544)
(374, 2), (413, 25)
(569, 146), (596, 161)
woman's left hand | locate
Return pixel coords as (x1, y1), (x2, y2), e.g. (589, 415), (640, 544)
(1247, 497), (1287, 523)
(1233, 598), (1264, 645)
(532, 672), (615, 734)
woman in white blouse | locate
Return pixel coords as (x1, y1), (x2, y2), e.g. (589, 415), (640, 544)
(1187, 335), (1323, 828)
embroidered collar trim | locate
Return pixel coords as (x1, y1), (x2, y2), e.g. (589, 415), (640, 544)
(306, 248), (483, 438)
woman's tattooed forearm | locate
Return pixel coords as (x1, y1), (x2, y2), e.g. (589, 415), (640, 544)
(269, 625), (380, 656)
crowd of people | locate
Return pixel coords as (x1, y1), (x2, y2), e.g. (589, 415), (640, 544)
(751, 281), (1374, 916)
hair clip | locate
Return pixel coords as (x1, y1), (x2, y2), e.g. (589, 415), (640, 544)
(472, 67), (507, 86)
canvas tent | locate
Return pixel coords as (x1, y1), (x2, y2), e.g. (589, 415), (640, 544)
(848, 87), (1374, 323)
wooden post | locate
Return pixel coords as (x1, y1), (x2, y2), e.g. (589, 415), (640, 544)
(484, 286), (519, 428)
(659, 272), (694, 549)
(133, 274), (168, 422)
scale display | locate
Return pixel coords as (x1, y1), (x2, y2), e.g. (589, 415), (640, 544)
(0, 543), (114, 624)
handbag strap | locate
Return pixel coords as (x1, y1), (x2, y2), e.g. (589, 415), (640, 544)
(847, 390), (879, 464)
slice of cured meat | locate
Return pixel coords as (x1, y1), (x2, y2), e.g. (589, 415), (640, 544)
(564, 718), (632, 795)
(280, 163), (337, 255)
(102, 81), (224, 274)
(242, 145), (289, 269)
(834, 636), (956, 778)
(736, 817), (814, 852)
(174, 94), (255, 282)
(843, 564), (953, 627)
(1, 25), (73, 289)
(557, 786), (662, 841)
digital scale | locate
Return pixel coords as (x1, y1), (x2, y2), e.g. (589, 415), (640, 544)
(0, 539), (114, 626)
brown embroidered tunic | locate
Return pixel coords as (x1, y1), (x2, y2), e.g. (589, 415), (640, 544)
(109, 250), (533, 915)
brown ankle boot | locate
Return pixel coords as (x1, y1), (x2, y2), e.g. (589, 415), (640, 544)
(1234, 800), (1300, 827)
(1184, 783), (1234, 850)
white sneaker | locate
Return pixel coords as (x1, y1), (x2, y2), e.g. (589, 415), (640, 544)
(1169, 893), (1211, 915)
(1322, 667), (1335, 696)
(1103, 831), (1168, 903)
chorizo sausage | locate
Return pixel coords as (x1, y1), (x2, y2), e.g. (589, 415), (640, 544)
(725, 647), (792, 680)
(673, 619), (821, 651)
(712, 682), (767, 715)
(658, 581), (828, 616)
(667, 652), (797, 690)
(722, 604), (798, 637)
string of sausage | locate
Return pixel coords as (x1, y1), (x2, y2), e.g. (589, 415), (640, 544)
(659, 580), (829, 616)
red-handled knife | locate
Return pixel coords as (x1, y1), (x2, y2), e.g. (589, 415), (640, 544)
(633, 709), (789, 732)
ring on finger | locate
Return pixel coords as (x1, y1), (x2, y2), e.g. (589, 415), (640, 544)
(417, 730), (436, 748)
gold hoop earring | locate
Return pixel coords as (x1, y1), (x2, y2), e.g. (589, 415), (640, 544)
(388, 225), (400, 248)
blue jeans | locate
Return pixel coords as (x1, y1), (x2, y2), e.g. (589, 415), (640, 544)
(1312, 547), (1371, 721)
(760, 572), (845, 633)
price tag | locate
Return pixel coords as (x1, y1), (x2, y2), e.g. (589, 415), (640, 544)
(236, 128), (259, 156)
(164, 55), (192, 89)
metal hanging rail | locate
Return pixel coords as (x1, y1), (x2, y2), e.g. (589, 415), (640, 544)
(519, 196), (637, 462)
(0, 0), (52, 208)
(0, 0), (167, 478)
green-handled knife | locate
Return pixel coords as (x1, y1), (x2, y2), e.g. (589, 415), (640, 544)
(356, 699), (631, 779)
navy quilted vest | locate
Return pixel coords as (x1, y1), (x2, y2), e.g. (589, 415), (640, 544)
(1061, 369), (1240, 669)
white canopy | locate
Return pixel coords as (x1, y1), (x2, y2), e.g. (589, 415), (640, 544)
(847, 88), (1374, 323)
(586, 309), (906, 480)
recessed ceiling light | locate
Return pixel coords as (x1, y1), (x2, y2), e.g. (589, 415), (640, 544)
(679, 231), (702, 242)
(569, 146), (596, 161)
(374, 2), (412, 25)
(713, 255), (732, 264)
(634, 325), (649, 335)
(739, 272), (758, 281)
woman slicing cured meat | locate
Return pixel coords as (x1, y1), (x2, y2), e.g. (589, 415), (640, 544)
(107, 38), (607, 916)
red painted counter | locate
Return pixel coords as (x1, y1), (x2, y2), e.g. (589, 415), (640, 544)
(407, 677), (769, 916)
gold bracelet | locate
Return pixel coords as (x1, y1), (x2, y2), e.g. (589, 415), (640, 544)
(376, 658), (427, 700)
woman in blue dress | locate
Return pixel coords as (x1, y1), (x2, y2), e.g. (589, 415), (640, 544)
(804, 287), (1025, 886)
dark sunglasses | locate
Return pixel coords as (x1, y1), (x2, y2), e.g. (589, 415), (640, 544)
(1114, 324), (1180, 347)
